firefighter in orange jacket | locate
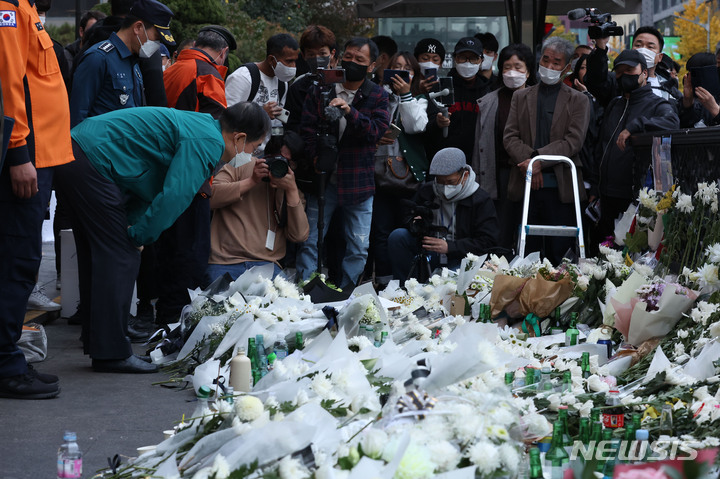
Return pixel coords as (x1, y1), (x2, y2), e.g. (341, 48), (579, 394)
(153, 24), (236, 326)
(0, 0), (73, 399)
(163, 24), (235, 117)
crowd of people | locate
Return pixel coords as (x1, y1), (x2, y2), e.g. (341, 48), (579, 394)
(1, 0), (717, 398)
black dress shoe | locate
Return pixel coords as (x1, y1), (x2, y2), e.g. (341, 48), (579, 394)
(92, 355), (159, 374)
(27, 364), (59, 385)
(127, 324), (151, 343)
(0, 372), (60, 399)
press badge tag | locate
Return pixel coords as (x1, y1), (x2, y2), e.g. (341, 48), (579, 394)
(265, 230), (276, 251)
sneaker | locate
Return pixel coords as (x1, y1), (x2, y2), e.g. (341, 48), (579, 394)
(26, 284), (61, 312)
(0, 371), (60, 399)
(27, 364), (59, 385)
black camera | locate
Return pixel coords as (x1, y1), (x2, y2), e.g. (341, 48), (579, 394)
(568, 8), (623, 39)
(265, 155), (289, 179)
(407, 202), (448, 241)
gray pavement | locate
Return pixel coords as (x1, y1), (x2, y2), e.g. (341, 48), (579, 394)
(0, 244), (194, 478)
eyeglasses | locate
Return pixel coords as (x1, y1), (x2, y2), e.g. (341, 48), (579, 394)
(455, 55), (482, 64)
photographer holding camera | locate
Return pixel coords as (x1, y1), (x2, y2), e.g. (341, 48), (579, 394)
(586, 25), (680, 108)
(207, 130), (309, 282)
(295, 37), (390, 289)
(388, 148), (499, 280)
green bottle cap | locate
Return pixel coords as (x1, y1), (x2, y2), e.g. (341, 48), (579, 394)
(197, 385), (212, 399)
(267, 352), (277, 364)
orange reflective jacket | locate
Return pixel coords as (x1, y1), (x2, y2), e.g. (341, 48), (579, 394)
(0, 0), (73, 168)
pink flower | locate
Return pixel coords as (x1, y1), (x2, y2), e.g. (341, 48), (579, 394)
(601, 375), (617, 388)
(615, 466), (667, 479)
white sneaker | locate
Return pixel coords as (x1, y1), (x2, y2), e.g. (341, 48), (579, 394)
(26, 284), (61, 311)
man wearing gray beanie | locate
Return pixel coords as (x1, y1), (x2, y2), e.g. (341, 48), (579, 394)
(388, 148), (499, 280)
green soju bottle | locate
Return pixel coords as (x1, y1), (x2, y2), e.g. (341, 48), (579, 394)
(558, 406), (573, 455)
(581, 352), (591, 379)
(546, 422), (570, 479)
(529, 448), (544, 479)
(565, 313), (579, 346)
(579, 417), (591, 445)
(562, 370), (573, 393)
(549, 307), (564, 335)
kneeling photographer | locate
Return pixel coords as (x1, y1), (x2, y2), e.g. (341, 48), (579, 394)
(207, 130), (310, 282)
(388, 148), (500, 280)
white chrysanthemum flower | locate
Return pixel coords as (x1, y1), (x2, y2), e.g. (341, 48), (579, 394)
(695, 181), (719, 206)
(231, 416), (251, 435)
(632, 263), (653, 278)
(394, 444), (436, 479)
(699, 264), (720, 290)
(577, 275), (589, 291)
(348, 335), (374, 351)
(234, 395), (264, 422)
(210, 454), (231, 479)
(709, 321), (720, 339)
(676, 193), (694, 213)
(426, 440), (460, 472)
(586, 375), (610, 393)
(467, 441), (501, 475)
(707, 244), (720, 264)
(593, 267), (607, 280)
(311, 374), (337, 400)
(691, 301), (720, 325)
(215, 398), (234, 419)
(574, 399), (593, 417)
(293, 389), (309, 406)
(498, 443), (521, 475)
(360, 429), (387, 459)
(673, 342), (685, 358)
(639, 187), (658, 209)
(278, 455), (310, 479)
(676, 329), (689, 339)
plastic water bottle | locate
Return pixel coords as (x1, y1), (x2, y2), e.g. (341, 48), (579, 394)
(273, 337), (288, 360)
(57, 431), (82, 478)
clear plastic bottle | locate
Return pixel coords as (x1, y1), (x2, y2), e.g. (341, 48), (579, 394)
(538, 366), (553, 392)
(273, 336), (288, 360)
(57, 431), (82, 479)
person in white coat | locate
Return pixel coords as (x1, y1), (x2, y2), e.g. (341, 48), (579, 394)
(369, 51), (431, 286)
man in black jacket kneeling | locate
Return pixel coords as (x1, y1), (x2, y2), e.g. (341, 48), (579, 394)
(388, 147), (500, 280)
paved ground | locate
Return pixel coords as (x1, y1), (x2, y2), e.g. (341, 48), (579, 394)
(0, 244), (194, 478)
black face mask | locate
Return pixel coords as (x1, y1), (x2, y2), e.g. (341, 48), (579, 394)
(341, 60), (368, 82)
(307, 55), (330, 72)
(619, 73), (641, 94)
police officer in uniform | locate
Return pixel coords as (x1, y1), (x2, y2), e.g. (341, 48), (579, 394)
(69, 0), (174, 127)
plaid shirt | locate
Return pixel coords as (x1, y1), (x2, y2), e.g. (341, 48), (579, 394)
(301, 79), (389, 205)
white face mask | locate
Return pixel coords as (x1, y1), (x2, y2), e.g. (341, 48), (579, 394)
(272, 57), (296, 82)
(443, 183), (463, 200)
(419, 61), (438, 75)
(502, 70), (527, 89)
(635, 47), (657, 69)
(455, 62), (480, 79)
(138, 25), (161, 59)
(538, 65), (563, 85)
(481, 54), (494, 71)
(229, 138), (253, 168)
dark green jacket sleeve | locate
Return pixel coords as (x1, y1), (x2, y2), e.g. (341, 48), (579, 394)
(127, 139), (221, 246)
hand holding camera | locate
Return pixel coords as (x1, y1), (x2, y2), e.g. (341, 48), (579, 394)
(251, 158), (270, 184)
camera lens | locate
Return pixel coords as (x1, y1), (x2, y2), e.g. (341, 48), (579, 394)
(268, 157), (289, 178)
